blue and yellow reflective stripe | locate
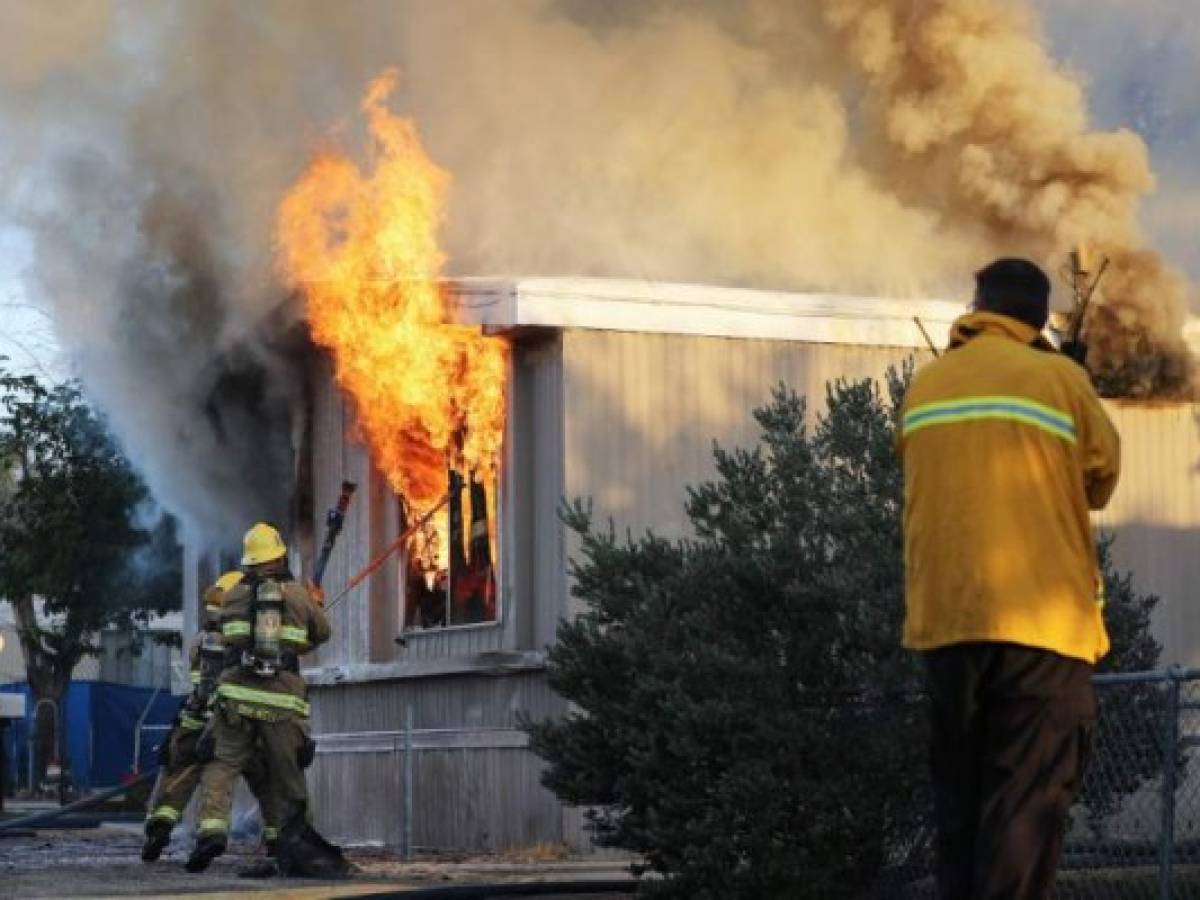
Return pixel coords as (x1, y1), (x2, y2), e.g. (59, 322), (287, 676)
(199, 817), (228, 835)
(189, 670), (201, 685)
(280, 625), (308, 645)
(216, 683), (311, 717)
(179, 713), (207, 730)
(222, 620), (251, 637)
(903, 395), (1076, 444)
(263, 826), (279, 840)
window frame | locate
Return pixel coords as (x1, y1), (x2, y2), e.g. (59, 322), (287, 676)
(395, 359), (512, 638)
(395, 473), (505, 636)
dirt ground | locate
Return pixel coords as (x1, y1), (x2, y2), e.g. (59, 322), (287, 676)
(0, 824), (636, 899)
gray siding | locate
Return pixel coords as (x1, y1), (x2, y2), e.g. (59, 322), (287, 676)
(309, 741), (562, 852)
(182, 537), (221, 643)
(513, 334), (566, 652)
(308, 672), (567, 850)
(96, 631), (181, 690)
(562, 329), (919, 538)
(561, 329), (919, 617)
(309, 353), (375, 668)
(1096, 404), (1200, 668)
(309, 671), (563, 734)
(561, 329), (1200, 667)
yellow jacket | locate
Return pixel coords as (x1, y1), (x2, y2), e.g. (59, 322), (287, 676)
(897, 311), (1121, 663)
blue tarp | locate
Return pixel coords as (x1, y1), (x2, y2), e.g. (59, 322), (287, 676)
(0, 681), (181, 792)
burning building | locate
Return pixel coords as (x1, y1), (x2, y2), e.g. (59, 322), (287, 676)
(173, 65), (1200, 853)
(181, 275), (1200, 852)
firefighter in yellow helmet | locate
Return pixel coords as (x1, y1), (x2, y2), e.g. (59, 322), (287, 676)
(186, 523), (330, 873)
(142, 572), (279, 861)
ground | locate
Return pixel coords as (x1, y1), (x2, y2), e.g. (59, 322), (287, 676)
(0, 824), (635, 899)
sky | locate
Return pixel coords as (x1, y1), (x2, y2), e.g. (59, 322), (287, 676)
(1044, 0), (1200, 280)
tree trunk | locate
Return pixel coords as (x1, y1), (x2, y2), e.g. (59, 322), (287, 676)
(10, 596), (76, 794)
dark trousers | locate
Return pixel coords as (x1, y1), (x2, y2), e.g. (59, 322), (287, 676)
(924, 642), (1096, 900)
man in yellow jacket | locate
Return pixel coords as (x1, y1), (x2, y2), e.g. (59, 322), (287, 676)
(897, 258), (1120, 899)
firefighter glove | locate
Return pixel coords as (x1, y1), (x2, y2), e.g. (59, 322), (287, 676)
(306, 580), (325, 607)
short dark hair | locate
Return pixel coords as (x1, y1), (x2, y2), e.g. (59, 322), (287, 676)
(973, 258), (1051, 330)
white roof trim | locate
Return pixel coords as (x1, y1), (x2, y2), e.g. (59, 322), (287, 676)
(447, 277), (964, 349)
(448, 276), (1200, 353)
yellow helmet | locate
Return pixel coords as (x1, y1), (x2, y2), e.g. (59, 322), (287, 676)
(241, 523), (287, 566)
(201, 587), (221, 611)
(202, 571), (243, 611)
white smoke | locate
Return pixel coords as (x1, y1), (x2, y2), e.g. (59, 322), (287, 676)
(0, 0), (1195, 535)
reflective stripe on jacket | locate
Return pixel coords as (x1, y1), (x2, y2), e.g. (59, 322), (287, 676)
(897, 311), (1121, 664)
(220, 577), (331, 661)
(216, 572), (330, 715)
(216, 680), (311, 717)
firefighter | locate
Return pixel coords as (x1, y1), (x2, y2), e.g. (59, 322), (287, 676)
(142, 572), (279, 861)
(897, 258), (1120, 898)
(185, 523), (330, 873)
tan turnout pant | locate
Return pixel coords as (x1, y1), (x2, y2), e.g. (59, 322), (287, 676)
(195, 700), (309, 840)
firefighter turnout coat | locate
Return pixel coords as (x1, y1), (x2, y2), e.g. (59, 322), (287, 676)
(214, 578), (330, 719)
(896, 311), (1121, 664)
(195, 575), (330, 841)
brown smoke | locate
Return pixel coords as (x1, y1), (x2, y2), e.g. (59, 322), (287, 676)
(1, 0), (1194, 537)
(817, 0), (1195, 396)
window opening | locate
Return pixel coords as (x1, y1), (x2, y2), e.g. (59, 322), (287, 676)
(401, 465), (497, 631)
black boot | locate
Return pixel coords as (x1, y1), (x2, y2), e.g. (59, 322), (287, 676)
(275, 821), (351, 879)
(238, 859), (280, 879)
(184, 834), (227, 873)
(141, 821), (171, 862)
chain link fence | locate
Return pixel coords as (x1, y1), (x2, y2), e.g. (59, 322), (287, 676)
(876, 667), (1200, 899)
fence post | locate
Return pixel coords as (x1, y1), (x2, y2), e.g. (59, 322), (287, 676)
(1159, 666), (1182, 900)
(404, 703), (414, 861)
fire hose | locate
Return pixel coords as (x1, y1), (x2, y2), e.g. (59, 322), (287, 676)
(0, 768), (158, 832)
(324, 492), (451, 614)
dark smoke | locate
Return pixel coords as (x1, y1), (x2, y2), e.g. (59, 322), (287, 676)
(1, 0), (1196, 540)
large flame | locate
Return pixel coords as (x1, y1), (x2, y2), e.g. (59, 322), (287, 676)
(275, 69), (508, 511)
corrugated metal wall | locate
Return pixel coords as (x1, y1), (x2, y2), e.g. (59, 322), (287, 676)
(562, 329), (1200, 667)
(96, 631), (181, 689)
(1096, 404), (1200, 667)
(514, 334), (567, 652)
(308, 672), (565, 851)
(562, 329), (920, 539)
(560, 329), (919, 617)
(310, 353), (376, 668)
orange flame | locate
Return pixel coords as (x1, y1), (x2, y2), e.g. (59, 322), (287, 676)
(275, 69), (508, 512)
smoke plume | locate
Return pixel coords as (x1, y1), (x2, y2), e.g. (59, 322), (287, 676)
(0, 0), (1194, 538)
(816, 0), (1193, 394)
